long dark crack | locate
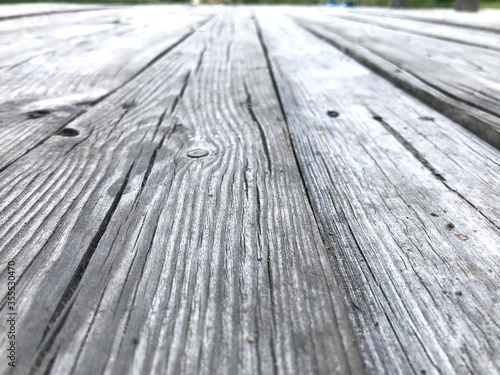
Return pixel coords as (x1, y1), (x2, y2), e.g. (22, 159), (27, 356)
(253, 13), (321, 229)
(251, 14), (283, 375)
(243, 82), (272, 176)
(368, 108), (446, 181)
(33, 298), (76, 374)
(139, 122), (175, 196)
(170, 72), (192, 114)
(369, 110), (500, 231)
(194, 45), (208, 74)
(32, 163), (135, 372)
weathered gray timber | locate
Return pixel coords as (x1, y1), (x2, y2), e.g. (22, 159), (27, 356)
(256, 9), (500, 375)
(327, 10), (500, 51)
(290, 9), (500, 149)
(282, 12), (500, 228)
(0, 9), (362, 375)
(350, 7), (500, 33)
(0, 7), (216, 171)
(0, 5), (499, 375)
(0, 3), (113, 21)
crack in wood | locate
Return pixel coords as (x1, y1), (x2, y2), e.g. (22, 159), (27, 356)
(243, 82), (272, 176)
(369, 108), (500, 230)
(369, 109), (447, 181)
(139, 131), (168, 195)
(170, 72), (192, 114)
(253, 12), (321, 234)
(33, 163), (135, 372)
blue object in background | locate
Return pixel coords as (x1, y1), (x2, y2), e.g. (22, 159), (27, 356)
(326, 0), (355, 6)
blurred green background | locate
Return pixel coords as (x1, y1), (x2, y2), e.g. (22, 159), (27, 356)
(0, 0), (499, 8)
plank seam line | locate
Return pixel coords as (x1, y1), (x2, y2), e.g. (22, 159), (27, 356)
(253, 13), (318, 223)
(350, 11), (500, 35)
(368, 108), (500, 231)
(31, 163), (135, 373)
(42, 347), (58, 375)
(330, 14), (500, 52)
(0, 19), (212, 176)
(253, 13), (362, 374)
(0, 7), (122, 22)
(251, 13), (287, 375)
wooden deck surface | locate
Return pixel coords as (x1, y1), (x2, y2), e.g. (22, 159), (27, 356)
(0, 4), (499, 374)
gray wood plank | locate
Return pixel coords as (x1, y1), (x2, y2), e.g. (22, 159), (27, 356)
(327, 10), (500, 52)
(0, 2), (114, 21)
(256, 10), (500, 375)
(0, 7), (216, 173)
(0, 9), (362, 375)
(349, 8), (500, 34)
(0, 8), (143, 43)
(279, 11), (500, 228)
(290, 9), (500, 149)
(0, 7), (216, 103)
(0, 6), (205, 46)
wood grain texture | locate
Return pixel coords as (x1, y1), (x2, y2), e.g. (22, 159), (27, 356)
(290, 9), (500, 149)
(0, 2), (114, 21)
(1, 6), (500, 375)
(349, 8), (500, 34)
(281, 10), (500, 228)
(0, 9), (362, 375)
(256, 10), (500, 375)
(0, 7), (217, 172)
(0, 7), (216, 103)
(327, 10), (500, 52)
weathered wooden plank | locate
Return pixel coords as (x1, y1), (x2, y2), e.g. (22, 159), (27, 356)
(0, 2), (114, 21)
(327, 10), (500, 52)
(256, 10), (500, 374)
(0, 8), (143, 45)
(0, 8), (126, 54)
(0, 7), (216, 103)
(0, 6), (206, 47)
(280, 11), (500, 228)
(348, 8), (500, 34)
(290, 10), (500, 149)
(0, 7), (216, 172)
(0, 10), (362, 375)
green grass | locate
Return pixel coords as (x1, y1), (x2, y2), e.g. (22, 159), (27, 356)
(481, 0), (500, 6)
